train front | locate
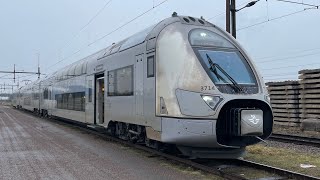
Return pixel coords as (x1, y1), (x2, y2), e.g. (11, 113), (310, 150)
(155, 16), (273, 158)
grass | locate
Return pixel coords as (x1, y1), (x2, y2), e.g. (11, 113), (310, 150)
(245, 144), (320, 177)
(159, 161), (223, 180)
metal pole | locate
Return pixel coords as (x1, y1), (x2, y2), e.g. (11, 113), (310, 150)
(231, 0), (237, 38)
(14, 64), (16, 83)
(226, 0), (231, 33)
(37, 53), (40, 79)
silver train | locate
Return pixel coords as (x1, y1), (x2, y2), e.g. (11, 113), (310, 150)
(12, 15), (273, 158)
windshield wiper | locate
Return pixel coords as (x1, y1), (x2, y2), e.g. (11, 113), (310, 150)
(206, 54), (243, 93)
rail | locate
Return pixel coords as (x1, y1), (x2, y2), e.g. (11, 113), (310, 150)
(270, 133), (320, 148)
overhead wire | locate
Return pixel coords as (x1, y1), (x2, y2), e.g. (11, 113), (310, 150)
(87, 0), (169, 46)
(235, 1), (320, 80)
(24, 0), (320, 83)
(261, 61), (320, 70)
(208, 0), (253, 20)
(207, 1), (319, 32)
(58, 0), (113, 55)
(255, 47), (320, 60)
(275, 0), (319, 8)
(237, 7), (317, 31)
(256, 51), (320, 63)
(45, 0), (170, 73)
(46, 0), (114, 72)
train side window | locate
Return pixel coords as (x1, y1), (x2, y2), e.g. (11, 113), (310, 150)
(43, 88), (48, 99)
(56, 94), (62, 109)
(48, 88), (51, 100)
(74, 92), (85, 111)
(108, 70), (115, 96)
(62, 94), (68, 109)
(116, 66), (133, 96)
(88, 80), (92, 102)
(108, 65), (133, 96)
(147, 56), (154, 77)
(68, 93), (74, 110)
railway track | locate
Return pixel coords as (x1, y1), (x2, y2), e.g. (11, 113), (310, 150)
(230, 159), (319, 180)
(17, 108), (320, 180)
(270, 133), (320, 148)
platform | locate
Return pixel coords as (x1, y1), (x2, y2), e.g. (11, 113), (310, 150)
(0, 106), (208, 180)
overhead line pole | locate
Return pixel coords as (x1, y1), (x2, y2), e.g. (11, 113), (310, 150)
(226, 0), (231, 33)
(226, 0), (261, 38)
(0, 64), (42, 83)
(0, 71), (39, 74)
(37, 53), (40, 79)
(226, 0), (237, 38)
(231, 0), (236, 38)
(14, 64), (15, 83)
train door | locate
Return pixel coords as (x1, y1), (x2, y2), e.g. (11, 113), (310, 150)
(143, 52), (161, 130)
(47, 85), (53, 114)
(85, 75), (94, 124)
(95, 74), (105, 125)
(135, 54), (144, 122)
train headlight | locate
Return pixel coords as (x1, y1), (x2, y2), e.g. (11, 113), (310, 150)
(264, 95), (270, 103)
(201, 95), (223, 110)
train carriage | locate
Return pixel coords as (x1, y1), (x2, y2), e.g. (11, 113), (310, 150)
(15, 14), (273, 158)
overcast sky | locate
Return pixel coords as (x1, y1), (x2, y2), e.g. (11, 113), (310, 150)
(0, 0), (320, 93)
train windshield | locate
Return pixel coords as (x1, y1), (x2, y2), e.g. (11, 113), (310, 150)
(198, 50), (256, 85)
(190, 28), (258, 94)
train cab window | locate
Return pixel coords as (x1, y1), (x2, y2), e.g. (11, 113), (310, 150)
(147, 56), (154, 77)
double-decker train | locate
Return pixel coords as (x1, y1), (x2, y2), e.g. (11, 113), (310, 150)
(12, 14), (273, 158)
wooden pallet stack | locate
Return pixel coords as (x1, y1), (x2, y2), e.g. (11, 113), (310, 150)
(266, 81), (301, 126)
(299, 69), (320, 120)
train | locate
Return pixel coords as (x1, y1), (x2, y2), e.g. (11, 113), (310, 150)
(12, 14), (273, 159)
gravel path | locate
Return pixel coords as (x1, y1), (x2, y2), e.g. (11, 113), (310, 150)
(268, 125), (320, 154)
(261, 139), (320, 155)
(0, 106), (217, 180)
